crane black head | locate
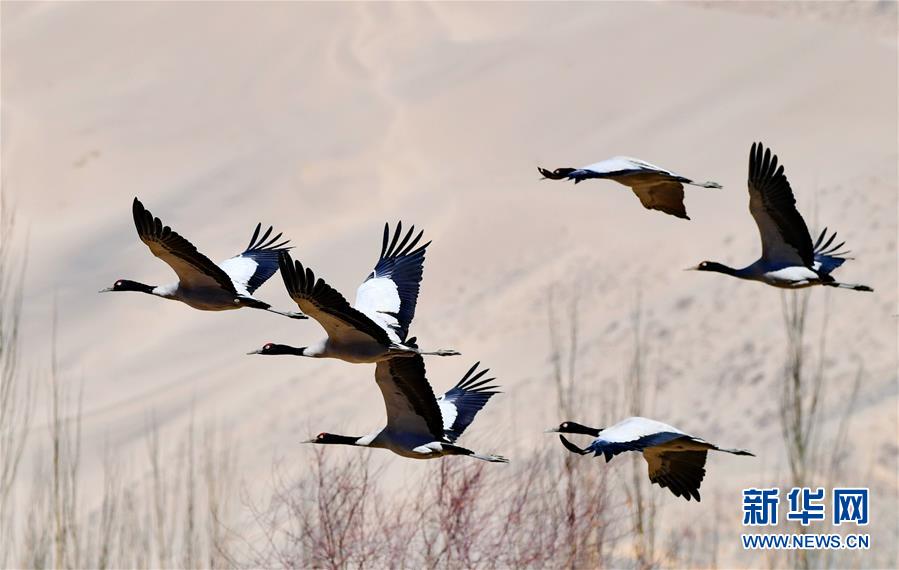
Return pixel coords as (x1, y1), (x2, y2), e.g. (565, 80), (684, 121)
(99, 279), (154, 294)
(545, 421), (602, 437)
(303, 432), (360, 446)
(247, 343), (306, 356)
(537, 166), (576, 180)
(686, 261), (738, 276)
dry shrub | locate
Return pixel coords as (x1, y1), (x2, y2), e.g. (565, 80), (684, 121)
(240, 443), (616, 569)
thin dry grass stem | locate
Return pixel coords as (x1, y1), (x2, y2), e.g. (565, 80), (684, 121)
(545, 284), (623, 568)
(623, 294), (661, 570)
(547, 285), (590, 568)
(547, 285), (581, 420)
(0, 193), (34, 567)
(97, 443), (122, 570)
(779, 290), (816, 489)
(825, 363), (863, 484)
(1, 198), (239, 569)
(204, 425), (237, 569)
(182, 411), (198, 569)
(661, 492), (723, 569)
(47, 307), (85, 570)
(16, 380), (237, 569)
(22, 459), (52, 568)
(777, 289), (869, 569)
(779, 290), (816, 570)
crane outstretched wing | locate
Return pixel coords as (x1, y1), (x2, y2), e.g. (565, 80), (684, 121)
(219, 224), (292, 294)
(643, 448), (707, 502)
(583, 417), (686, 462)
(375, 354), (445, 440)
(747, 142), (814, 266)
(437, 362), (500, 442)
(628, 180), (689, 219)
(811, 227), (852, 276)
(354, 222), (430, 342)
(279, 251), (390, 345)
(132, 198), (236, 292)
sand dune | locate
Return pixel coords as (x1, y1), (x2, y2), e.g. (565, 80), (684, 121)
(2, 1), (896, 566)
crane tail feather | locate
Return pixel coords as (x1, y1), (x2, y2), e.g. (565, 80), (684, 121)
(823, 281), (873, 292)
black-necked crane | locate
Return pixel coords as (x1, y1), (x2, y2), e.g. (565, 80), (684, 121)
(100, 198), (306, 319)
(306, 352), (506, 462)
(548, 417), (753, 501)
(537, 156), (721, 219)
(689, 142), (873, 291)
(248, 224), (459, 363)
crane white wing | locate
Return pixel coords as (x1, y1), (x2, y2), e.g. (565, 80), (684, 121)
(354, 222), (429, 343)
(599, 417), (686, 443)
(584, 417), (688, 461)
(436, 362), (500, 442)
(580, 156), (672, 176)
(217, 257), (256, 296)
(219, 223), (291, 295)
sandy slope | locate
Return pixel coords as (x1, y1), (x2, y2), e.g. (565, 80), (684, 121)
(2, 1), (896, 566)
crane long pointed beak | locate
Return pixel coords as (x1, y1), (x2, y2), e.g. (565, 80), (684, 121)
(300, 438), (316, 444)
(684, 265), (700, 271)
(544, 427), (560, 433)
(98, 287), (114, 293)
(246, 349), (262, 355)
